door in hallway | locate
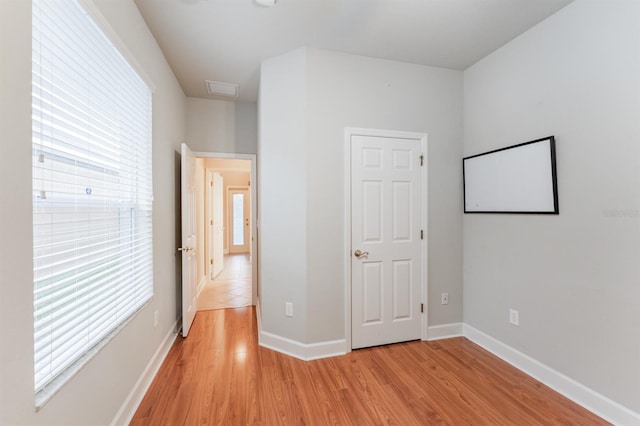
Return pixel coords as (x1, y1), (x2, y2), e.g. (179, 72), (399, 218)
(180, 143), (197, 337)
(207, 170), (224, 279)
(350, 133), (424, 349)
(229, 188), (250, 254)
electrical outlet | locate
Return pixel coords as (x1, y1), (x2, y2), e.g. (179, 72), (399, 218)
(441, 292), (449, 305)
(153, 309), (159, 328)
(509, 308), (519, 326)
(285, 302), (293, 317)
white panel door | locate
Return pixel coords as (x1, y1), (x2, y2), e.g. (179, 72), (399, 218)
(213, 172), (224, 277)
(351, 134), (423, 349)
(207, 171), (224, 278)
(180, 143), (197, 337)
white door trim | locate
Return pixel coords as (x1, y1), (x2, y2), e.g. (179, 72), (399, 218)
(193, 152), (258, 306)
(343, 128), (428, 354)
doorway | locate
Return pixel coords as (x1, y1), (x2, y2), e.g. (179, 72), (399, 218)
(346, 128), (428, 349)
(228, 188), (250, 254)
(190, 153), (256, 312)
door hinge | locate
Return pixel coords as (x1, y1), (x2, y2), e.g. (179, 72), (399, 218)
(210, 259), (213, 265)
(210, 181), (213, 187)
(421, 303), (424, 313)
(420, 229), (424, 239)
(420, 154), (424, 166)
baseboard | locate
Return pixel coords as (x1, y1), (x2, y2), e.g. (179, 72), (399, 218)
(110, 322), (178, 426)
(196, 275), (206, 298)
(463, 324), (640, 426)
(426, 322), (463, 341)
(259, 330), (347, 361)
(220, 304), (639, 423)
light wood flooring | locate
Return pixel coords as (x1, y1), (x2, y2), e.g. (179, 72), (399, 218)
(131, 308), (607, 425)
(197, 254), (251, 311)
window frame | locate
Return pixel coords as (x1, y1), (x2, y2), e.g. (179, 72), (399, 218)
(31, 0), (155, 407)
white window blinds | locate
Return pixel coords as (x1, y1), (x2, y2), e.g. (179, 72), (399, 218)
(32, 0), (153, 394)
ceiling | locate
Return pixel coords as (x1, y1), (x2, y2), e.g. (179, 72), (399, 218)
(134, 0), (573, 103)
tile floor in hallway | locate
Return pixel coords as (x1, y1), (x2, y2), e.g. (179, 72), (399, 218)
(197, 253), (252, 311)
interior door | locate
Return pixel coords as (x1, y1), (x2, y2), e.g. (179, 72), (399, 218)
(207, 171), (224, 279)
(180, 143), (197, 337)
(351, 134), (423, 349)
(229, 188), (250, 253)
(213, 172), (224, 277)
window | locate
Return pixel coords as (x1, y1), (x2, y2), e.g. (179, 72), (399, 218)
(232, 193), (245, 245)
(32, 0), (153, 399)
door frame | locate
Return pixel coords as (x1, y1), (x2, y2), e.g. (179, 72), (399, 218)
(343, 128), (429, 353)
(227, 186), (250, 254)
(193, 151), (258, 306)
(205, 169), (224, 280)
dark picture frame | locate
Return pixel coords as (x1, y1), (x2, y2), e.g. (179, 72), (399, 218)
(463, 136), (559, 214)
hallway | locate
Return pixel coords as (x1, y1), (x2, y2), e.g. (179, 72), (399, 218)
(197, 254), (252, 311)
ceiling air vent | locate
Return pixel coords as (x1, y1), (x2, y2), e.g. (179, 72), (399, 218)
(205, 80), (239, 98)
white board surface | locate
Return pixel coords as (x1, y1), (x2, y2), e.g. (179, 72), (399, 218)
(463, 137), (558, 214)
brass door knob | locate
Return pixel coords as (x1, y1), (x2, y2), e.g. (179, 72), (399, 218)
(354, 249), (369, 258)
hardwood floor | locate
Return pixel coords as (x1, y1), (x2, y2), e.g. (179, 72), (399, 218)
(131, 308), (607, 425)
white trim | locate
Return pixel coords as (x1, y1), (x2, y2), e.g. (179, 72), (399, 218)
(343, 129), (352, 355)
(259, 330), (347, 361)
(110, 322), (178, 426)
(419, 135), (429, 341)
(427, 323), (463, 341)
(463, 324), (640, 426)
(305, 340), (348, 360)
(196, 275), (206, 298)
(253, 307), (640, 424)
(344, 128), (428, 352)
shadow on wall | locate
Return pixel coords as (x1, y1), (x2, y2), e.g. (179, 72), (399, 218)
(174, 149), (182, 329)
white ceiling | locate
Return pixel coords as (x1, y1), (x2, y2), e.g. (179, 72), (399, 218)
(134, 0), (572, 102)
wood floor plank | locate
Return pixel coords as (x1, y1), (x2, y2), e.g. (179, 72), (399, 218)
(131, 307), (608, 425)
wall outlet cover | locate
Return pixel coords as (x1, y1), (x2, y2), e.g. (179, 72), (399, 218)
(441, 292), (449, 305)
(509, 308), (519, 326)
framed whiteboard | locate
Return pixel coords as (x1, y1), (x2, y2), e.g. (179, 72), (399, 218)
(463, 136), (559, 214)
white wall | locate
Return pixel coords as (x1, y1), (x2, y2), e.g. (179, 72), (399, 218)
(0, 1), (186, 424)
(186, 97), (257, 154)
(259, 47), (463, 345)
(259, 48), (309, 342)
(463, 0), (640, 414)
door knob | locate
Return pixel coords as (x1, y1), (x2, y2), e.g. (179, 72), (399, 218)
(354, 249), (369, 258)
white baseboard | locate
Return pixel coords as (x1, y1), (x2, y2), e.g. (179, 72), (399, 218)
(426, 322), (463, 341)
(196, 275), (207, 297)
(110, 322), (178, 426)
(259, 330), (347, 361)
(231, 306), (640, 424)
(463, 324), (640, 426)
(256, 301), (346, 360)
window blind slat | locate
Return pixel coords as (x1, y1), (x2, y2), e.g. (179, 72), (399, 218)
(32, 0), (153, 394)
